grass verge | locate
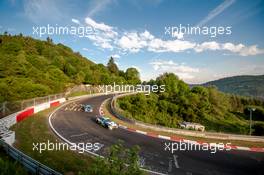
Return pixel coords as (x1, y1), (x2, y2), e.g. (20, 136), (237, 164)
(103, 99), (264, 148)
(11, 107), (94, 175)
(0, 146), (29, 175)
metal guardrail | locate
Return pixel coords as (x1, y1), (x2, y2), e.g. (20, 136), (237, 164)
(110, 93), (137, 124)
(0, 139), (62, 175)
(0, 93), (65, 119)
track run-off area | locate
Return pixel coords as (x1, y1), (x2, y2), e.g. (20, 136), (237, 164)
(49, 94), (264, 175)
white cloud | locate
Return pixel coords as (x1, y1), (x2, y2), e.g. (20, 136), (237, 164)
(197, 0), (236, 27)
(172, 31), (184, 40)
(150, 60), (199, 80)
(80, 17), (264, 56)
(85, 17), (114, 32)
(149, 39), (196, 53)
(87, 35), (114, 50)
(71, 18), (80, 25)
(222, 43), (264, 56)
(117, 30), (195, 53)
(82, 48), (91, 51)
(222, 43), (244, 53)
(195, 41), (221, 52)
(118, 32), (147, 53)
(139, 30), (155, 40)
(84, 17), (118, 50)
(111, 54), (120, 59)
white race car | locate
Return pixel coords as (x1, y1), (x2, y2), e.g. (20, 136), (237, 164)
(82, 104), (93, 112)
(95, 116), (118, 130)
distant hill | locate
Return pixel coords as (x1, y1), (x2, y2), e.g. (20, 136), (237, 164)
(0, 34), (138, 102)
(202, 75), (264, 99)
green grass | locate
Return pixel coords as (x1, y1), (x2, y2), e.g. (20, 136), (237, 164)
(11, 107), (94, 175)
(0, 147), (29, 175)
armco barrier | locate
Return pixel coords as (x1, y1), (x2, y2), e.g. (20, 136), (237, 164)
(110, 93), (137, 124)
(0, 139), (61, 175)
(0, 98), (65, 175)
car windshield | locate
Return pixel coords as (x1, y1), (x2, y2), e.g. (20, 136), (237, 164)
(103, 119), (111, 122)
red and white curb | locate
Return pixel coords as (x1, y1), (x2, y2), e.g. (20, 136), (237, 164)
(99, 104), (264, 153)
(99, 103), (105, 116)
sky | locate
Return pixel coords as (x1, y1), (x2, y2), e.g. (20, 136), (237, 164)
(0, 0), (264, 84)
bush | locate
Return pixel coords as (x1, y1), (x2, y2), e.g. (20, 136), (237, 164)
(79, 141), (144, 175)
(252, 123), (264, 136)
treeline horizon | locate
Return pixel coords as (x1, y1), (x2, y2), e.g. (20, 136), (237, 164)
(0, 33), (140, 102)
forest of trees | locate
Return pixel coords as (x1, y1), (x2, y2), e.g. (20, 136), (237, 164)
(118, 73), (264, 135)
(0, 34), (140, 102)
(202, 75), (264, 99)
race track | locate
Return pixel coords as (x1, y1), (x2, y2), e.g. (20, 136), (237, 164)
(49, 94), (264, 175)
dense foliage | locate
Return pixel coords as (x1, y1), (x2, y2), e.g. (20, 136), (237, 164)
(79, 141), (144, 175)
(203, 75), (264, 99)
(118, 73), (264, 135)
(0, 34), (140, 102)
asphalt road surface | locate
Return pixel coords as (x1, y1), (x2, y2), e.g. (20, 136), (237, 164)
(50, 94), (264, 175)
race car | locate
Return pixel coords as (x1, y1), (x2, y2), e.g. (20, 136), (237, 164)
(82, 104), (93, 112)
(95, 116), (118, 130)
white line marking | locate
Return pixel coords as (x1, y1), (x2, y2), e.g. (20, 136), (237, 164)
(168, 159), (172, 172)
(70, 132), (88, 138)
(173, 155), (180, 169)
(119, 125), (127, 129)
(158, 135), (171, 140)
(136, 130), (147, 135)
(236, 146), (250, 151)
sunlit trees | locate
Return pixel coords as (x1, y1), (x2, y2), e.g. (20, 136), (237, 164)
(107, 57), (119, 75)
(0, 34), (140, 102)
(125, 68), (141, 85)
(117, 72), (264, 135)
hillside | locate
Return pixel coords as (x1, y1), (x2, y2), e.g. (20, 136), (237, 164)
(203, 75), (264, 99)
(0, 34), (139, 102)
(118, 73), (264, 135)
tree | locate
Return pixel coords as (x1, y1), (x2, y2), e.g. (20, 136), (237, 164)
(252, 123), (264, 136)
(46, 36), (53, 43)
(80, 141), (144, 175)
(125, 68), (141, 85)
(107, 57), (119, 75)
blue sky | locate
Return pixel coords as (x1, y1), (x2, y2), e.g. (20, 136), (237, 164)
(1, 0), (264, 84)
